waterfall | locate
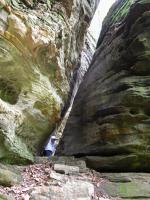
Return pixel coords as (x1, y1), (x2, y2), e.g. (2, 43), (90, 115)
(55, 0), (117, 139)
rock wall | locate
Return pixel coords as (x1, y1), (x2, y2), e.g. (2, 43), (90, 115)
(0, 0), (99, 163)
(58, 0), (150, 172)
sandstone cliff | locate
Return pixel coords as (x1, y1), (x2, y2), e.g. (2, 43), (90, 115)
(58, 0), (150, 172)
(0, 0), (99, 163)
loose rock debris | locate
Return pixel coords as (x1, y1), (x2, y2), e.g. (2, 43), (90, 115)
(0, 159), (117, 200)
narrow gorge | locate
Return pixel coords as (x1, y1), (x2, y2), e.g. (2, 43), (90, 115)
(0, 0), (150, 199)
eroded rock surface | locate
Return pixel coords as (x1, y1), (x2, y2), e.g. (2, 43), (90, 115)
(100, 173), (150, 200)
(58, 0), (150, 171)
(0, 0), (99, 163)
(30, 179), (94, 200)
(0, 158), (115, 200)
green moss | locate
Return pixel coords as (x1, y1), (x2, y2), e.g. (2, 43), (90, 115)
(0, 127), (34, 165)
(103, 0), (134, 26)
(0, 194), (7, 200)
(103, 0), (150, 27)
(102, 176), (150, 198)
(0, 156), (33, 165)
(139, 0), (150, 3)
(111, 0), (132, 23)
(119, 182), (138, 195)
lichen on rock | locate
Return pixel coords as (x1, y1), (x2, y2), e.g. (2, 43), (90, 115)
(57, 0), (150, 172)
(0, 0), (99, 163)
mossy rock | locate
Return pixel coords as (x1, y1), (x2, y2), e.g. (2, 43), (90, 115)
(0, 167), (22, 187)
(101, 181), (150, 199)
(0, 193), (14, 200)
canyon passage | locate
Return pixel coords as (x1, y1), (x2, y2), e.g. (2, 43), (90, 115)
(0, 0), (150, 199)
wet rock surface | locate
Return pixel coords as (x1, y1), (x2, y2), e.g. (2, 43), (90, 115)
(58, 0), (150, 171)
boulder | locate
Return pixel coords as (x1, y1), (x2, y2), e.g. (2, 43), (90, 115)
(0, 165), (22, 186)
(100, 173), (150, 199)
(50, 171), (67, 182)
(30, 179), (94, 200)
(54, 164), (79, 175)
(86, 154), (150, 172)
(35, 156), (87, 173)
(50, 156), (87, 173)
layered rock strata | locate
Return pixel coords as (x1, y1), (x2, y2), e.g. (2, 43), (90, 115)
(58, 0), (150, 171)
(0, 0), (99, 163)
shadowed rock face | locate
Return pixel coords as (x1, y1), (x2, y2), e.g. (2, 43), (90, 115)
(57, 0), (150, 171)
(0, 0), (99, 163)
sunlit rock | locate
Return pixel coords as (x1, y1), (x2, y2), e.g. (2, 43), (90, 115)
(0, 0), (99, 163)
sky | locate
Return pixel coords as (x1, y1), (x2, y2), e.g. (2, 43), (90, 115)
(89, 0), (116, 40)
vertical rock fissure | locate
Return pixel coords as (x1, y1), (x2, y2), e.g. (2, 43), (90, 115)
(55, 0), (117, 143)
(55, 31), (97, 139)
